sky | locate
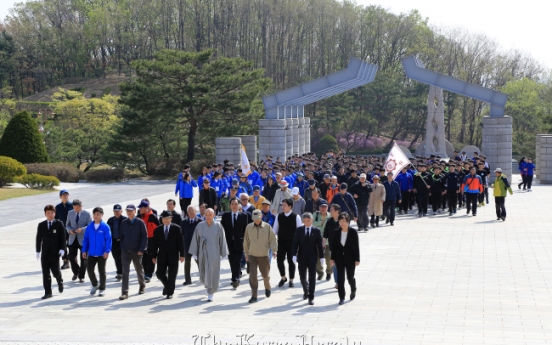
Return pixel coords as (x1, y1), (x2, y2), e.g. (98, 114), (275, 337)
(0, 0), (550, 68)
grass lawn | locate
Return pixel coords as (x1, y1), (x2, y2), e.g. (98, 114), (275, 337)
(0, 188), (53, 201)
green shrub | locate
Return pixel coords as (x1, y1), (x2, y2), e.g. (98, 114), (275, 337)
(0, 156), (27, 187)
(149, 158), (182, 177)
(316, 134), (338, 156)
(188, 158), (214, 177)
(85, 168), (124, 182)
(0, 111), (49, 163)
(25, 163), (83, 182)
(16, 173), (60, 189)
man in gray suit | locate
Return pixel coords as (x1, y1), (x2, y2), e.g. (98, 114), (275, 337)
(66, 199), (92, 283)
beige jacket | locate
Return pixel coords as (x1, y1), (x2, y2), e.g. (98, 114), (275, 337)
(368, 183), (386, 216)
(243, 221), (278, 257)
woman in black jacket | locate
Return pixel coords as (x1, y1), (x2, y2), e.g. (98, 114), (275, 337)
(262, 175), (278, 202)
(331, 213), (360, 305)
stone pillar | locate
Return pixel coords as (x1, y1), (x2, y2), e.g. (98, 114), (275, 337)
(535, 134), (548, 178)
(304, 117), (311, 153)
(216, 137), (242, 166)
(233, 135), (257, 164)
(285, 118), (293, 159)
(482, 116), (512, 183)
(297, 118), (305, 155)
(258, 119), (286, 162)
(538, 135), (552, 184)
(290, 118), (299, 156)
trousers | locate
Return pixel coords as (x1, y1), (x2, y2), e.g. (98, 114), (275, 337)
(465, 193), (479, 215)
(156, 258), (179, 295)
(111, 238), (122, 275)
(87, 256), (106, 290)
(336, 262), (356, 300)
(41, 254), (63, 295)
(298, 260), (317, 300)
(277, 241), (295, 279)
(69, 240), (86, 279)
(184, 253), (199, 283)
(447, 192), (458, 212)
(495, 196), (506, 218)
(142, 248), (155, 278)
(179, 198), (192, 214)
(356, 204), (368, 229)
(417, 191), (429, 214)
(228, 250), (242, 282)
(316, 246), (332, 276)
(248, 255), (271, 298)
(121, 251), (145, 293)
(383, 199), (397, 223)
(400, 191), (410, 212)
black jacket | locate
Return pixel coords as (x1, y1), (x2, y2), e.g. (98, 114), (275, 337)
(158, 210), (182, 226)
(350, 181), (372, 205)
(36, 219), (67, 256)
(330, 227), (360, 266)
(199, 187), (218, 209)
(120, 218), (148, 252)
(304, 197), (326, 214)
(262, 182), (278, 202)
(292, 225), (324, 266)
(181, 217), (202, 254)
(107, 215), (127, 240)
(220, 212), (249, 253)
(150, 224), (184, 264)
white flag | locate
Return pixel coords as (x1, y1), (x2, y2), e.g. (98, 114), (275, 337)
(384, 143), (410, 180)
(241, 145), (251, 176)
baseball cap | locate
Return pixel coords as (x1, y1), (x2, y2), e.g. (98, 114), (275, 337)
(340, 183), (348, 190)
(126, 204), (136, 211)
(232, 179), (239, 186)
(253, 185), (261, 191)
(323, 174), (330, 179)
(359, 173), (367, 178)
(291, 187), (300, 196)
(494, 168), (502, 173)
(372, 175), (380, 180)
(59, 189), (69, 196)
(308, 179), (316, 186)
(138, 200), (149, 208)
(279, 180), (288, 187)
(113, 204), (122, 211)
(261, 199), (271, 205)
(319, 199), (328, 206)
(252, 209), (262, 221)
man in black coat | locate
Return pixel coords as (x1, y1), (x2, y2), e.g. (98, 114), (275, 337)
(199, 179), (218, 212)
(292, 212), (324, 305)
(107, 204), (127, 281)
(220, 198), (249, 288)
(150, 211), (185, 299)
(163, 199), (182, 225)
(181, 205), (201, 285)
(36, 204), (67, 299)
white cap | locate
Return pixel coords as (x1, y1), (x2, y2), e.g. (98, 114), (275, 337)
(359, 173), (367, 178)
(494, 168), (502, 173)
(291, 187), (300, 196)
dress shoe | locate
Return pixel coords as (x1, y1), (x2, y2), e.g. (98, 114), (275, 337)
(72, 274), (77, 281)
(162, 288), (167, 296)
(308, 299), (314, 305)
(339, 299), (345, 305)
(139, 287), (145, 294)
(61, 262), (70, 270)
(79, 279), (84, 283)
(326, 274), (331, 281)
(350, 289), (356, 300)
(166, 295), (173, 299)
(317, 274), (323, 281)
(303, 293), (308, 300)
(232, 281), (239, 288)
(115, 274), (122, 281)
(278, 278), (287, 287)
(58, 282), (64, 293)
(41, 294), (53, 300)
(183, 281), (192, 286)
(248, 297), (258, 303)
(119, 293), (128, 300)
(289, 281), (294, 288)
(265, 289), (271, 298)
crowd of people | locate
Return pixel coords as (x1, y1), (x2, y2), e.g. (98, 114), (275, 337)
(36, 149), (522, 306)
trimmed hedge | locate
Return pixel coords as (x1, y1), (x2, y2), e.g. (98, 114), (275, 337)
(316, 134), (338, 156)
(0, 111), (49, 163)
(85, 168), (124, 182)
(16, 173), (60, 189)
(0, 156), (27, 187)
(25, 163), (83, 182)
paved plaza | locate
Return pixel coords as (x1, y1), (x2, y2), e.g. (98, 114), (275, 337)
(0, 176), (551, 344)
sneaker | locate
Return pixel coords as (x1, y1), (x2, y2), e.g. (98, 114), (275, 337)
(528, 189), (532, 192)
(423, 213), (427, 217)
(339, 299), (345, 305)
(72, 274), (78, 281)
(418, 213), (422, 218)
(453, 210), (457, 214)
(41, 294), (53, 300)
(119, 293), (128, 300)
(350, 289), (357, 300)
(207, 294), (213, 302)
(390, 223), (394, 226)
(115, 274), (122, 281)
(473, 213), (477, 216)
(248, 297), (258, 303)
(278, 278), (287, 287)
(501, 217), (506, 221)
(289, 281), (294, 288)
(497, 217), (501, 220)
(183, 281), (192, 286)
(326, 274), (331, 281)
(90, 286), (98, 295)
(139, 287), (145, 294)
(144, 277), (151, 283)
(265, 289), (271, 298)
(433, 211), (437, 215)
(466, 210), (470, 215)
(61, 262), (70, 270)
(58, 282), (64, 293)
(79, 279), (84, 283)
(98, 290), (105, 297)
(449, 212), (453, 216)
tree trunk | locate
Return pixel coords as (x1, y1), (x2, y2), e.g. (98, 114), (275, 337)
(186, 118), (198, 162)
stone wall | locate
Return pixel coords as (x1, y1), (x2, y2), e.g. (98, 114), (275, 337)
(233, 135), (257, 164)
(481, 116), (512, 183)
(538, 135), (552, 184)
(215, 137), (242, 166)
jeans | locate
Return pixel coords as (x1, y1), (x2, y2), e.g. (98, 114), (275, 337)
(465, 193), (479, 215)
(356, 204), (368, 229)
(383, 199), (397, 223)
(87, 256), (106, 290)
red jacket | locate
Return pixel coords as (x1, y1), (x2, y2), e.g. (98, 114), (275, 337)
(138, 210), (160, 238)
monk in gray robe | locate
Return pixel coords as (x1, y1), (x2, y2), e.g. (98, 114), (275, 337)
(188, 208), (228, 301)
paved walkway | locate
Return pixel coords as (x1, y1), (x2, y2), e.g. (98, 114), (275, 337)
(0, 175), (551, 344)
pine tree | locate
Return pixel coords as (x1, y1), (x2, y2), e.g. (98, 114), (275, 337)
(0, 111), (49, 163)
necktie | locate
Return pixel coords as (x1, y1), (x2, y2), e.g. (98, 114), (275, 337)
(233, 214), (237, 227)
(190, 218), (192, 224)
(75, 213), (80, 225)
(48, 221), (51, 230)
(306, 227), (310, 238)
(165, 226), (169, 240)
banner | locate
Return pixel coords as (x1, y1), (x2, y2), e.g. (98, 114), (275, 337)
(241, 144), (251, 176)
(384, 143), (410, 180)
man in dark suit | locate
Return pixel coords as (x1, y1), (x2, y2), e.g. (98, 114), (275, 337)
(163, 199), (183, 225)
(292, 212), (324, 305)
(181, 205), (201, 285)
(36, 204), (67, 299)
(220, 197), (249, 288)
(150, 211), (185, 299)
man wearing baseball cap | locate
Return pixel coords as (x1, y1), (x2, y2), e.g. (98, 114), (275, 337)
(243, 209), (278, 303)
(490, 168), (513, 221)
(119, 204), (148, 300)
(55, 189), (72, 269)
(270, 180), (292, 215)
(107, 204), (127, 281)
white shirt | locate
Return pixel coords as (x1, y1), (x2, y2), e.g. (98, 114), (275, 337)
(341, 231), (348, 246)
(272, 211), (302, 235)
(94, 223), (100, 230)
